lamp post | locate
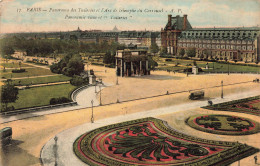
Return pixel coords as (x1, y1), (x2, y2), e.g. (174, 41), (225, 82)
(54, 136), (58, 166)
(95, 84), (97, 93)
(221, 80), (224, 99)
(99, 85), (102, 106)
(91, 100), (94, 123)
(186, 65), (188, 77)
(228, 61), (230, 75)
(116, 74), (119, 85)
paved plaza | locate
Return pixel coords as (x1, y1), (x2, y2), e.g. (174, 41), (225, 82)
(0, 65), (259, 166)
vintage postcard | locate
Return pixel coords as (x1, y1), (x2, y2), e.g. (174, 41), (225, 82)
(0, 0), (259, 166)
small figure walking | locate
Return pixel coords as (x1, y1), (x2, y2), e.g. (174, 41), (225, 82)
(254, 155), (257, 164)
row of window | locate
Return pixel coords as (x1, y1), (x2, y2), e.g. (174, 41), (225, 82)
(178, 39), (254, 44)
(178, 43), (254, 50)
(182, 32), (258, 37)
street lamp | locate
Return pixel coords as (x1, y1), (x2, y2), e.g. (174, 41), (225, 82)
(91, 100), (94, 123)
(99, 85), (102, 106)
(221, 80), (224, 99)
(116, 74), (119, 85)
(186, 65), (189, 77)
(228, 61), (230, 75)
(95, 84), (97, 93)
(54, 136), (58, 166)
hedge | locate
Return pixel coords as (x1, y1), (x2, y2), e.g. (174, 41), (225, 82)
(12, 69), (26, 73)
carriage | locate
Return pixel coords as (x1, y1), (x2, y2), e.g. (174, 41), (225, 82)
(0, 127), (12, 146)
(189, 90), (204, 100)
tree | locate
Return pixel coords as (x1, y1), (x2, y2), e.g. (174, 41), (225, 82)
(148, 56), (158, 70)
(50, 53), (84, 76)
(150, 43), (159, 55)
(103, 52), (112, 64)
(1, 83), (19, 111)
(103, 51), (115, 64)
(186, 48), (196, 58)
(179, 48), (185, 57)
(70, 75), (88, 86)
(65, 55), (84, 76)
(0, 44), (15, 57)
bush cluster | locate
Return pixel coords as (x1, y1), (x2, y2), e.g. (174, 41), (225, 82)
(12, 69), (26, 73)
(49, 97), (71, 105)
(70, 75), (88, 86)
(50, 53), (84, 77)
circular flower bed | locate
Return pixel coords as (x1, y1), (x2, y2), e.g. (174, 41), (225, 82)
(186, 114), (259, 135)
(73, 117), (258, 166)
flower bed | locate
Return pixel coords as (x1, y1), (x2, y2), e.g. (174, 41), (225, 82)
(186, 114), (259, 135)
(202, 96), (260, 116)
(73, 117), (258, 166)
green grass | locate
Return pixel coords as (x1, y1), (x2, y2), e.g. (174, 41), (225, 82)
(9, 84), (76, 109)
(0, 62), (31, 68)
(157, 66), (188, 71)
(8, 75), (71, 86)
(1, 67), (55, 79)
(156, 57), (260, 73)
(202, 62), (260, 73)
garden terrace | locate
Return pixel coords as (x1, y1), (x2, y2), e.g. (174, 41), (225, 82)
(73, 117), (258, 166)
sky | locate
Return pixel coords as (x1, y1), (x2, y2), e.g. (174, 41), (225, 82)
(0, 0), (260, 33)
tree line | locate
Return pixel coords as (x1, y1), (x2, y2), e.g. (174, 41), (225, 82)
(0, 36), (126, 58)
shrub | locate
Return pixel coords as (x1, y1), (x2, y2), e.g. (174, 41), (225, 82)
(1, 106), (15, 112)
(50, 97), (71, 105)
(70, 75), (88, 86)
(12, 69), (26, 73)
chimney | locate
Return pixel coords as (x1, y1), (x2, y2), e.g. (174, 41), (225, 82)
(183, 14), (187, 30)
(168, 14), (172, 25)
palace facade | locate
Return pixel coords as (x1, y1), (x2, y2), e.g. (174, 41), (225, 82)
(161, 15), (260, 62)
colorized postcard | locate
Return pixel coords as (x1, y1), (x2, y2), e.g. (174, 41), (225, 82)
(0, 0), (260, 166)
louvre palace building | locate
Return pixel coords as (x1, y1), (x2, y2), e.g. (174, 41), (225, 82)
(161, 14), (260, 62)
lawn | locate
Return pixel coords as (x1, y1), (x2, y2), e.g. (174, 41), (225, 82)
(202, 62), (260, 73)
(156, 57), (260, 73)
(1, 67), (55, 79)
(8, 75), (71, 86)
(0, 62), (31, 68)
(9, 84), (76, 109)
(157, 65), (187, 71)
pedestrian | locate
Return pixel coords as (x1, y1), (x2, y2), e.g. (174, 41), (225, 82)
(254, 156), (257, 164)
